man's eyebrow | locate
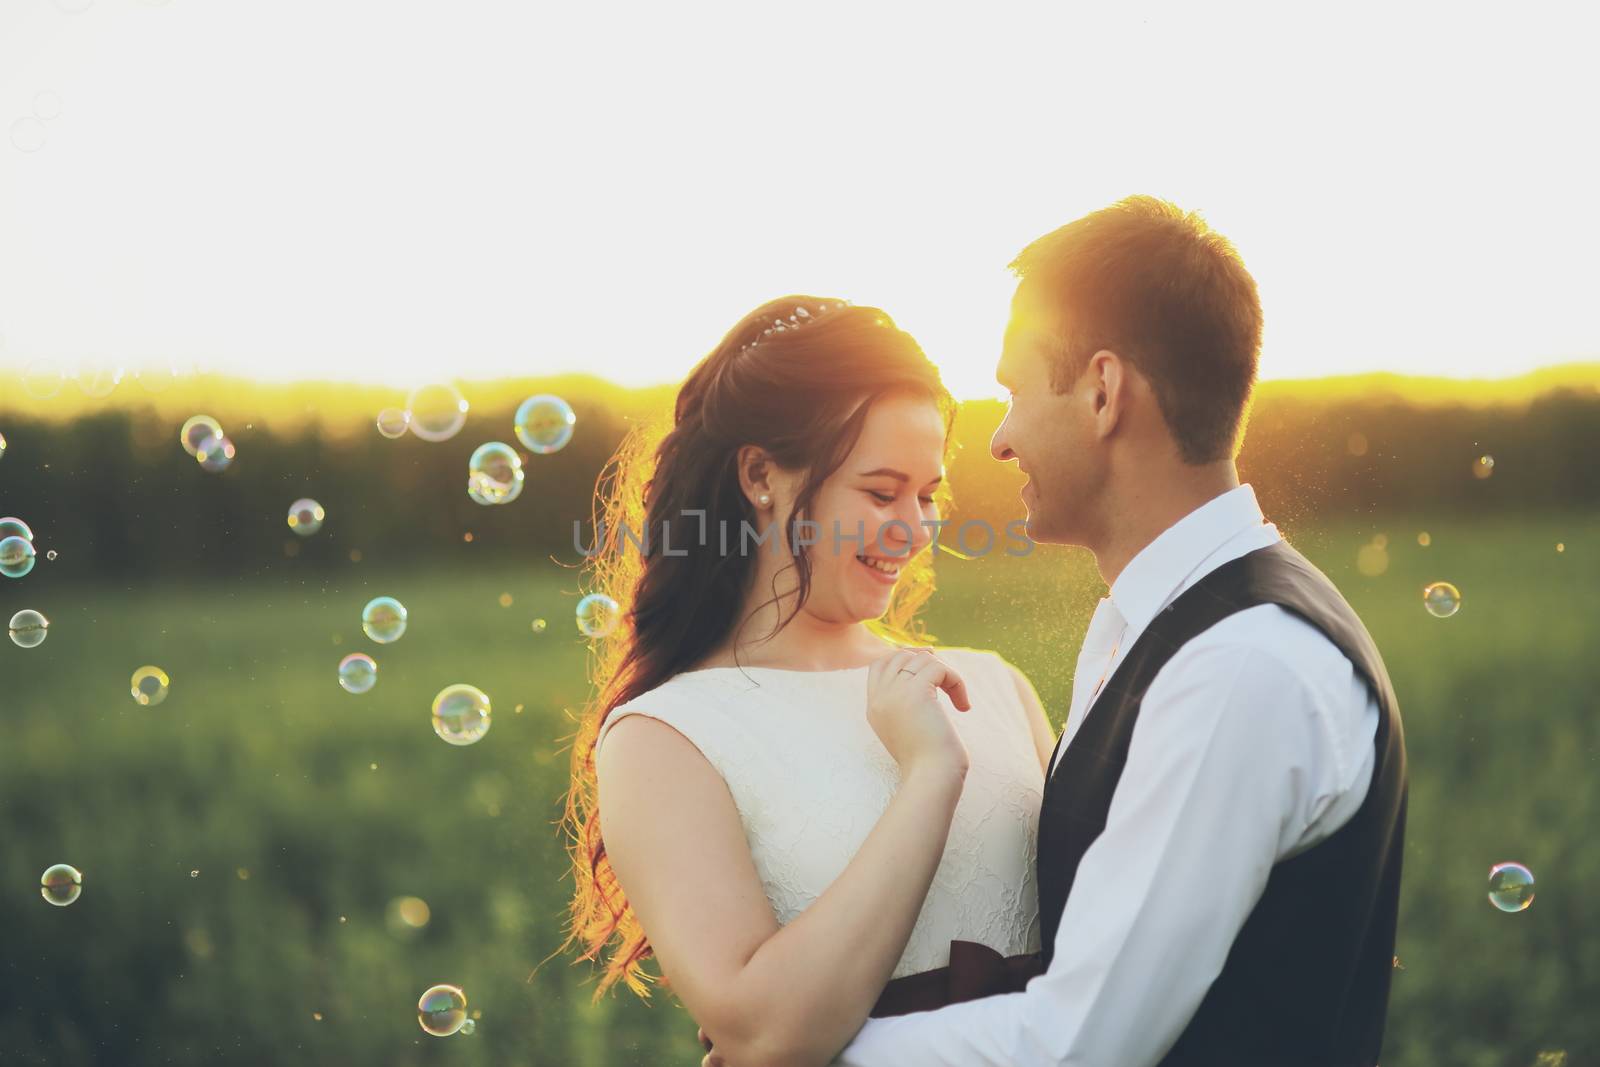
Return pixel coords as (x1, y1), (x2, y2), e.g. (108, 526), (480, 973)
(858, 468), (944, 484)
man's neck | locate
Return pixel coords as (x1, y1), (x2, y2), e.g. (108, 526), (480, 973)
(1093, 462), (1240, 589)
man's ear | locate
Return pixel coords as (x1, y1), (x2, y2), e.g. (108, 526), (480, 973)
(1086, 349), (1128, 435)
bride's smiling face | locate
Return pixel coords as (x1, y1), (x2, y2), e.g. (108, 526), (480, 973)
(797, 390), (946, 623)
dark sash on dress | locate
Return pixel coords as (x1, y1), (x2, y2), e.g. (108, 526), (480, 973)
(869, 940), (1044, 1018)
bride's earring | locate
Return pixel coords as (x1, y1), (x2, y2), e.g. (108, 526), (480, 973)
(756, 492), (772, 508)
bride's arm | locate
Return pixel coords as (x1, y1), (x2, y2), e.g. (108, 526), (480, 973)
(598, 715), (965, 1067)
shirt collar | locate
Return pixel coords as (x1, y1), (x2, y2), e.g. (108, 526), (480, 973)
(1108, 483), (1267, 636)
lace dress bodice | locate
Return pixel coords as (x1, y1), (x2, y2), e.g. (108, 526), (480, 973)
(594, 646), (1044, 978)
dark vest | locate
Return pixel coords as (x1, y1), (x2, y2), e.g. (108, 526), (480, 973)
(1038, 540), (1406, 1067)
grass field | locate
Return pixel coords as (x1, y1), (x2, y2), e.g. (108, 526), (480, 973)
(2, 511), (1595, 1066)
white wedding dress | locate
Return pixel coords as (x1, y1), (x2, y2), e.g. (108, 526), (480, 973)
(594, 646), (1044, 979)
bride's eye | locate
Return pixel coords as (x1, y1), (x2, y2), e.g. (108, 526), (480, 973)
(868, 491), (895, 504)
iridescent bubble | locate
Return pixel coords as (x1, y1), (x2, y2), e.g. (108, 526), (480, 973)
(74, 360), (125, 399)
(431, 684), (491, 746)
(195, 435), (235, 472)
(513, 394), (576, 454)
(1488, 862), (1535, 912)
(375, 407), (410, 439)
(33, 91), (63, 121)
(1, 536), (37, 579)
(45, 549), (57, 561)
(338, 652), (377, 694)
(1423, 581), (1462, 618)
(0, 430), (7, 461)
(131, 665), (170, 706)
(9, 117), (46, 154)
(0, 517), (33, 542)
(405, 384), (468, 443)
(531, 618), (547, 634)
(460, 1019), (477, 1036)
(40, 864), (82, 906)
(576, 593), (620, 638)
(417, 984), (467, 1037)
(9, 609), (48, 648)
(1472, 454), (1496, 480)
(467, 442), (524, 506)
(287, 498), (325, 536)
(361, 596), (407, 643)
(180, 415), (223, 457)
(22, 359), (66, 399)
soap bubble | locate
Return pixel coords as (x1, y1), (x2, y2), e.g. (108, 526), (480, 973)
(431, 684), (491, 746)
(576, 593), (621, 638)
(9, 117), (46, 153)
(195, 435), (235, 472)
(375, 407), (410, 439)
(33, 91), (63, 121)
(9, 609), (48, 648)
(132, 360), (181, 393)
(46, 549), (57, 561)
(180, 415), (223, 456)
(40, 864), (82, 906)
(361, 596), (407, 643)
(0, 430), (6, 460)
(0, 516), (33, 542)
(406, 384), (468, 443)
(74, 360), (125, 399)
(1423, 581), (1461, 618)
(460, 1019), (477, 1036)
(514, 394), (576, 454)
(287, 498), (325, 536)
(338, 652), (377, 694)
(417, 984), (467, 1037)
(1488, 862), (1535, 912)
(1472, 454), (1496, 480)
(22, 359), (65, 399)
(467, 442), (524, 505)
(1, 536), (37, 578)
(131, 665), (170, 705)
(531, 618), (547, 634)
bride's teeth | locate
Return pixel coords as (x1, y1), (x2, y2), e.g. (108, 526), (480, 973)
(857, 555), (899, 574)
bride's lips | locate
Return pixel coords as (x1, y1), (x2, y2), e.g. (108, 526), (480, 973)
(855, 553), (901, 585)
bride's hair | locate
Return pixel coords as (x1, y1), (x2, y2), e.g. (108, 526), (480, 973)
(559, 295), (957, 998)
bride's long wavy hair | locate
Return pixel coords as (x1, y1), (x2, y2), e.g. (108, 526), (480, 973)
(559, 296), (958, 999)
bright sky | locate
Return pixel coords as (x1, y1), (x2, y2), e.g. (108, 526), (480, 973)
(1, 0), (1595, 402)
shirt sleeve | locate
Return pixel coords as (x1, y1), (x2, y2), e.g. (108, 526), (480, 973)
(836, 641), (1336, 1067)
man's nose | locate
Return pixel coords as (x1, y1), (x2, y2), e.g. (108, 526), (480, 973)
(991, 415), (1016, 463)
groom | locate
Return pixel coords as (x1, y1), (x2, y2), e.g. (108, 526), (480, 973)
(712, 196), (1407, 1065)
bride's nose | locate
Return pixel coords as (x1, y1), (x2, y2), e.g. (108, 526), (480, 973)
(879, 506), (931, 559)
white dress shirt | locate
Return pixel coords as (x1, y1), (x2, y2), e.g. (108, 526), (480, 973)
(839, 484), (1381, 1067)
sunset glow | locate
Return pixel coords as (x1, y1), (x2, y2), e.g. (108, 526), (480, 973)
(1, 1), (1595, 401)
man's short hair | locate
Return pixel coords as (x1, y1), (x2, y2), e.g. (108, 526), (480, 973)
(1010, 195), (1263, 463)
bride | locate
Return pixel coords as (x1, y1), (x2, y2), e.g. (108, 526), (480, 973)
(561, 296), (1054, 1066)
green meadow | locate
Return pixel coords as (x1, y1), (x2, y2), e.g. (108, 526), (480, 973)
(2, 509), (1594, 1066)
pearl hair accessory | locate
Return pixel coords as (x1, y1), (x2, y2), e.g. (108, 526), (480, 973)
(739, 301), (855, 354)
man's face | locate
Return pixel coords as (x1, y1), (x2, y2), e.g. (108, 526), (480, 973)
(990, 294), (1104, 545)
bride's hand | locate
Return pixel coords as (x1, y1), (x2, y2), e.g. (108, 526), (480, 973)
(866, 648), (972, 781)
